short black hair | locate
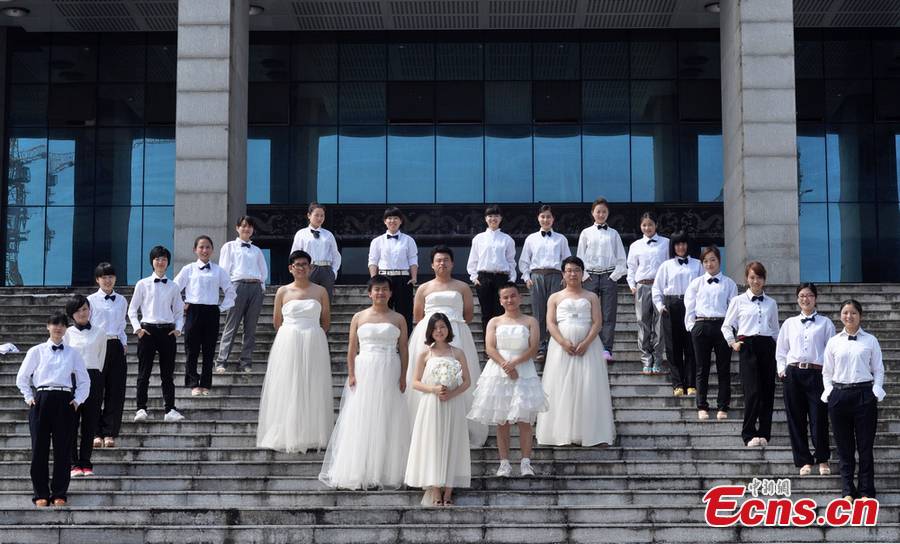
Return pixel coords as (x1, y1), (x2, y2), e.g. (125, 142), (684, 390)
(497, 281), (518, 294)
(592, 197), (609, 210)
(383, 207), (404, 222)
(562, 256), (585, 272)
(639, 211), (658, 225)
(307, 202), (325, 214)
(425, 312), (455, 345)
(797, 282), (818, 297)
(193, 235), (213, 249)
(65, 294), (90, 319)
(430, 245), (454, 263)
(538, 204), (553, 215)
(485, 205), (502, 217)
(94, 262), (116, 278)
(47, 311), (69, 326)
(841, 299), (863, 315)
(148, 245), (171, 265)
(289, 250), (311, 265)
(236, 215), (257, 229)
(669, 230), (690, 258)
(367, 274), (392, 292)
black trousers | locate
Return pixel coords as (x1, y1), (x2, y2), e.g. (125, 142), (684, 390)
(72, 369), (103, 469)
(385, 274), (413, 331)
(662, 297), (695, 390)
(475, 271), (509, 330)
(829, 385), (878, 498)
(691, 319), (731, 411)
(784, 365), (830, 467)
(184, 304), (220, 389)
(98, 339), (127, 438)
(29, 390), (75, 502)
(136, 324), (177, 413)
(310, 265), (335, 301)
(738, 335), (777, 444)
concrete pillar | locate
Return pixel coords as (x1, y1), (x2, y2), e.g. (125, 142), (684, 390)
(720, 0), (799, 284)
(174, 0), (248, 269)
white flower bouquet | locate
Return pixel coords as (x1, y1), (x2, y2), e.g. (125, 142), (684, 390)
(430, 358), (463, 389)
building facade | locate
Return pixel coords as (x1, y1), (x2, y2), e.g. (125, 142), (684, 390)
(2, 0), (899, 286)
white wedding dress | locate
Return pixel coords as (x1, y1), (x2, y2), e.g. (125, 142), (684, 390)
(256, 299), (334, 453)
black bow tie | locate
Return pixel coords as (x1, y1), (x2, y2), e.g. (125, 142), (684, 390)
(154, 278), (168, 284)
(801, 315), (816, 324)
(104, 294), (116, 301)
(848, 335), (858, 341)
(596, 224), (608, 230)
(76, 322), (92, 331)
(51, 344), (64, 352)
(387, 234), (399, 240)
(311, 229), (320, 239)
(678, 258), (689, 265)
(541, 230), (552, 238)
(647, 238), (657, 244)
(751, 295), (764, 302)
(707, 277), (719, 284)
(199, 263), (210, 271)
(241, 242), (251, 248)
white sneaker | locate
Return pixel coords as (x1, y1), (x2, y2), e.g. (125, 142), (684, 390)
(496, 460), (512, 478)
(133, 409), (148, 422)
(164, 409), (185, 422)
(758, 437), (768, 447)
(520, 458), (535, 477)
(746, 437), (761, 447)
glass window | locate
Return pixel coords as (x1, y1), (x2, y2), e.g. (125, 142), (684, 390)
(339, 126), (386, 203)
(5, 207), (45, 286)
(339, 82), (385, 124)
(49, 84), (97, 127)
(435, 81), (483, 123)
(248, 83), (290, 125)
(824, 36), (871, 79)
(533, 81), (580, 123)
(796, 79), (825, 122)
(341, 43), (386, 81)
(678, 40), (720, 79)
(873, 39), (900, 79)
(679, 80), (721, 122)
(250, 42), (290, 82)
(794, 37), (823, 79)
(485, 125), (532, 202)
(828, 203), (877, 282)
(93, 206), (143, 284)
(534, 125), (580, 202)
(485, 42), (530, 80)
(8, 85), (48, 126)
(799, 203), (829, 282)
(826, 124), (876, 202)
(875, 124), (900, 202)
(436, 43), (483, 80)
(877, 204), (900, 281)
(142, 206), (174, 277)
(292, 83), (338, 125)
(48, 128), (95, 206)
(631, 80), (676, 123)
(45, 206), (93, 285)
(291, 126), (338, 204)
(631, 124), (678, 202)
(99, 34), (146, 82)
(95, 128), (144, 206)
(874, 79), (900, 122)
(145, 83), (176, 125)
(293, 42), (338, 81)
(631, 39), (676, 79)
(387, 82), (434, 122)
(146, 38), (176, 82)
(583, 124), (630, 202)
(10, 34), (49, 83)
(797, 124), (827, 202)
(583, 81), (629, 123)
(7, 129), (48, 206)
(389, 43), (434, 80)
(680, 125), (723, 202)
(485, 82), (531, 124)
(98, 84), (145, 125)
(436, 125), (483, 203)
(144, 127), (175, 205)
(582, 39), (628, 79)
(51, 36), (97, 83)
(247, 127), (290, 204)
(388, 125), (434, 203)
(825, 79), (872, 123)
(533, 42), (579, 80)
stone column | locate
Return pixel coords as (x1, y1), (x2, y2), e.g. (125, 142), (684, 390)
(720, 0), (799, 284)
(174, 0), (248, 269)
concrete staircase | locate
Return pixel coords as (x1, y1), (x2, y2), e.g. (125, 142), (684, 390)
(0, 284), (899, 543)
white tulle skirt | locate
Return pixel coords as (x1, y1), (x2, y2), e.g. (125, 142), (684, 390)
(318, 348), (411, 489)
(405, 389), (471, 496)
(536, 320), (616, 447)
(256, 324), (334, 453)
(467, 360), (548, 425)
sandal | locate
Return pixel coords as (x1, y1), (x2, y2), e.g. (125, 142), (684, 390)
(103, 437), (115, 448)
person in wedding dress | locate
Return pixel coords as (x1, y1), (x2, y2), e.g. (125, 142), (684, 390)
(405, 313), (471, 506)
(319, 275), (411, 489)
(407, 246), (487, 447)
(256, 250), (333, 453)
(536, 256), (615, 447)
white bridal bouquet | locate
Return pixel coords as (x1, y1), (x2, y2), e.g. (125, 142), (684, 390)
(430, 358), (463, 389)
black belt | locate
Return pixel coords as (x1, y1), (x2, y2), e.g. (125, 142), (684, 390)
(833, 381), (873, 390)
(141, 322), (175, 329)
(695, 317), (724, 322)
(789, 362), (822, 370)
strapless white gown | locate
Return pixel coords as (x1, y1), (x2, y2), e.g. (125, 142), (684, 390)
(407, 290), (488, 447)
(536, 297), (616, 447)
(467, 324), (548, 425)
(319, 323), (411, 489)
(256, 299), (334, 453)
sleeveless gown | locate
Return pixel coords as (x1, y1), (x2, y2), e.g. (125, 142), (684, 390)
(407, 290), (488, 447)
(319, 323), (411, 489)
(536, 297), (616, 446)
(467, 324), (547, 425)
(256, 299), (333, 453)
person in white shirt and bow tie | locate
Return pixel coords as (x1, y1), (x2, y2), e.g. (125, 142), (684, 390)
(368, 207), (418, 331)
(174, 235), (236, 396)
(721, 261), (780, 448)
(290, 202), (341, 301)
(627, 212), (669, 375)
(467, 205), (518, 331)
(822, 299), (885, 500)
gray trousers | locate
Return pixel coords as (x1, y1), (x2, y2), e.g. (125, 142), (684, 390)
(634, 283), (664, 367)
(530, 271), (563, 350)
(310, 265), (335, 301)
(583, 272), (617, 353)
(217, 281), (264, 369)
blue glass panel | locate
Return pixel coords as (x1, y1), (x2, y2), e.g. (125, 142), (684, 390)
(631, 124), (677, 202)
(388, 125), (434, 203)
(338, 126), (386, 203)
(7, 129), (48, 206)
(292, 126), (338, 204)
(828, 203), (877, 282)
(144, 127), (175, 205)
(583, 125), (630, 202)
(631, 80), (676, 123)
(437, 125), (483, 203)
(247, 127), (290, 205)
(826, 124), (876, 202)
(93, 206), (142, 285)
(534, 125), (580, 202)
(339, 82), (386, 124)
(797, 125), (827, 202)
(799, 203), (829, 282)
(5, 207), (45, 286)
(48, 129), (95, 206)
(876, 124), (900, 202)
(142, 206), (174, 277)
(485, 82), (531, 124)
(95, 128), (144, 206)
(485, 125), (532, 203)
(583, 80), (629, 123)
(680, 125), (723, 202)
(45, 206), (93, 286)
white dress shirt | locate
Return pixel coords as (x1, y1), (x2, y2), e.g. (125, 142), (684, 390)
(683, 272), (738, 331)
(518, 230), (571, 281)
(626, 235), (670, 289)
(16, 340), (90, 405)
(128, 273), (186, 332)
(219, 238), (268, 288)
(652, 256), (703, 311)
(775, 311), (836, 375)
(87, 289), (128, 346)
(721, 290), (780, 345)
(822, 328), (885, 402)
(174, 260), (236, 312)
(64, 324), (108, 372)
(368, 231), (418, 271)
(467, 228), (518, 283)
(290, 226), (341, 277)
(576, 224), (627, 281)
